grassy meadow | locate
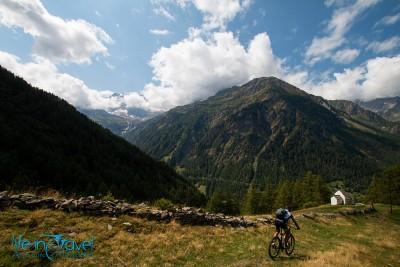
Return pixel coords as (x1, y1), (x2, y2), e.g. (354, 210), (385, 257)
(0, 204), (399, 267)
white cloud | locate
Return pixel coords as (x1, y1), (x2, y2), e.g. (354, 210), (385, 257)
(3, 0), (397, 115)
(0, 0), (283, 112)
(149, 29), (171, 35)
(138, 31), (312, 110)
(332, 48), (360, 64)
(374, 12), (400, 28)
(309, 55), (400, 100)
(305, 0), (379, 65)
(0, 51), (145, 110)
(324, 0), (351, 7)
(0, 0), (112, 64)
(137, 26), (399, 110)
(175, 0), (190, 7)
(366, 36), (400, 53)
(105, 61), (115, 70)
(192, 0), (252, 30)
(154, 6), (175, 21)
(167, 0), (252, 30)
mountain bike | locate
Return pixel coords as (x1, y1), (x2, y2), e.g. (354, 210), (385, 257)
(268, 225), (296, 259)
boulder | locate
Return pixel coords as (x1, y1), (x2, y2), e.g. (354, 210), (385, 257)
(25, 198), (56, 209)
(60, 199), (78, 211)
(19, 193), (37, 202)
(0, 191), (8, 198)
(0, 191), (11, 209)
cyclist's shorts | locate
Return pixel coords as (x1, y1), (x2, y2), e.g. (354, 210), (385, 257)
(274, 218), (288, 232)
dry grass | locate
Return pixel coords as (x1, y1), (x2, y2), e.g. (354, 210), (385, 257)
(297, 242), (371, 267)
(0, 204), (399, 267)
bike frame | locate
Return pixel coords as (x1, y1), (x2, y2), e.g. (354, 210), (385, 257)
(278, 225), (291, 248)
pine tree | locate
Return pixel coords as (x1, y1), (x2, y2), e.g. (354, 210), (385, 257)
(241, 183), (257, 215)
(367, 175), (380, 207)
(292, 179), (304, 209)
(207, 191), (240, 215)
(259, 183), (275, 213)
(367, 164), (400, 210)
(273, 181), (292, 209)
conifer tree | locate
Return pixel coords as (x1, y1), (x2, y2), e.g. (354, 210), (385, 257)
(273, 181), (291, 209)
(207, 191), (240, 215)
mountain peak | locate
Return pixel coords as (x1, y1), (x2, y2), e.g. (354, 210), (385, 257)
(214, 77), (308, 100)
(128, 77), (400, 195)
(237, 76), (308, 98)
(243, 76), (284, 86)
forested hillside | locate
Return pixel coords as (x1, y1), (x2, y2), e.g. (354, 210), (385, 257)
(128, 77), (400, 196)
(0, 66), (205, 206)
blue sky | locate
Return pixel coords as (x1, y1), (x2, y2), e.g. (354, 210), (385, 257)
(0, 0), (399, 113)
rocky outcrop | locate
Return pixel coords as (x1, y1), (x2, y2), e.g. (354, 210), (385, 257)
(0, 192), (257, 228)
(338, 207), (377, 216)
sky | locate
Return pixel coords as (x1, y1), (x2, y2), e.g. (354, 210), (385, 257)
(0, 0), (399, 114)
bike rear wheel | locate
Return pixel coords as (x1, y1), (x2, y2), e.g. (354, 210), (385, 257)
(285, 234), (295, 255)
(268, 236), (281, 259)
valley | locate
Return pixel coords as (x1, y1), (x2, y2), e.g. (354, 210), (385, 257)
(1, 1), (400, 266)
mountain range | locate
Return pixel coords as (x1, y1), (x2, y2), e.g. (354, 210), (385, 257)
(357, 97), (400, 122)
(328, 100), (400, 134)
(3, 62), (399, 201)
(78, 106), (159, 136)
(126, 77), (400, 196)
(0, 66), (205, 205)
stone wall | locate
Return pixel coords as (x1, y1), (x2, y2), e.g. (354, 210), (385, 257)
(0, 191), (259, 228)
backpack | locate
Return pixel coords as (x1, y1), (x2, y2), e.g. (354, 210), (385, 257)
(275, 208), (286, 220)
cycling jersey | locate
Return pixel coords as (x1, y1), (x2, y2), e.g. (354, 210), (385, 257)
(276, 208), (292, 222)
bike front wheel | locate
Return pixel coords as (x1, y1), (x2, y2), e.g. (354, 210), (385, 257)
(285, 234), (295, 255)
(268, 236), (281, 259)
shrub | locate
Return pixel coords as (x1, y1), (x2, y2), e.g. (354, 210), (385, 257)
(154, 198), (174, 210)
(101, 191), (115, 202)
(207, 192), (240, 215)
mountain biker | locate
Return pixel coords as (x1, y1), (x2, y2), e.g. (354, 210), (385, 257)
(274, 208), (300, 244)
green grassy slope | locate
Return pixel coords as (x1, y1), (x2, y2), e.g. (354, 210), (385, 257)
(0, 204), (399, 266)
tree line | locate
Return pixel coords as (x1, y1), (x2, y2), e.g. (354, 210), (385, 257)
(367, 164), (400, 213)
(206, 171), (331, 215)
(205, 163), (400, 216)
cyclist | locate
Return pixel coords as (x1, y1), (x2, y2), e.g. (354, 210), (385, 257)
(274, 208), (300, 244)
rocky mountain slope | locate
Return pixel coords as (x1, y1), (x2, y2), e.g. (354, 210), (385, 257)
(78, 108), (139, 136)
(79, 107), (160, 136)
(357, 97), (400, 122)
(328, 100), (400, 134)
(127, 77), (400, 195)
